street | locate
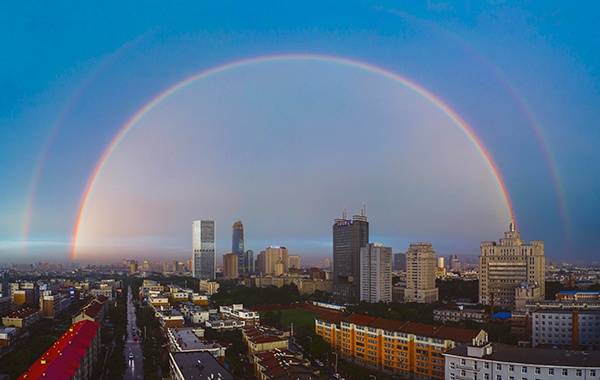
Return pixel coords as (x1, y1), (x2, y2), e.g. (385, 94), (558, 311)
(124, 286), (144, 380)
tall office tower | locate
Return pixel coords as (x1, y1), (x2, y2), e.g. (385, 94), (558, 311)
(257, 246), (289, 275)
(449, 254), (461, 272)
(360, 243), (392, 303)
(288, 255), (301, 270)
(232, 220), (246, 275)
(479, 222), (545, 308)
(333, 209), (369, 303)
(192, 220), (216, 280)
(393, 253), (406, 272)
(222, 253), (239, 279)
(245, 250), (254, 274)
(404, 243), (439, 303)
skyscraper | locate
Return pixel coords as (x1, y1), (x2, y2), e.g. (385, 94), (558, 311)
(479, 222), (545, 308)
(333, 209), (369, 303)
(192, 220), (216, 280)
(232, 220), (246, 275)
(449, 254), (461, 273)
(360, 243), (392, 303)
(393, 253), (406, 271)
(245, 250), (254, 274)
(404, 243), (438, 303)
(223, 253), (239, 279)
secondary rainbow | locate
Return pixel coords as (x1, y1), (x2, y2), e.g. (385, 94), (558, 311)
(70, 53), (516, 259)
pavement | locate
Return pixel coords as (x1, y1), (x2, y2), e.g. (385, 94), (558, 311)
(124, 286), (144, 380)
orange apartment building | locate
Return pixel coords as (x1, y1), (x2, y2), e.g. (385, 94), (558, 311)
(315, 313), (487, 379)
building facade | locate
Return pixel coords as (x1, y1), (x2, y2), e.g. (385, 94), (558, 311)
(444, 341), (600, 380)
(333, 211), (369, 303)
(449, 254), (461, 273)
(404, 243), (439, 303)
(393, 253), (406, 272)
(315, 313), (486, 379)
(287, 255), (301, 270)
(479, 222), (545, 308)
(223, 253), (239, 279)
(360, 243), (392, 303)
(232, 220), (248, 275)
(256, 246), (288, 275)
(192, 220), (216, 280)
(532, 309), (600, 349)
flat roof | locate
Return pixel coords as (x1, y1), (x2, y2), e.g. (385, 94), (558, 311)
(446, 343), (600, 368)
(170, 351), (232, 380)
(170, 328), (222, 351)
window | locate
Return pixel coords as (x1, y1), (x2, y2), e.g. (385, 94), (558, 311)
(522, 367), (528, 373)
(549, 368), (554, 375)
(590, 370), (596, 376)
(485, 362), (490, 369)
(461, 359), (466, 365)
(562, 369), (568, 376)
(497, 376), (502, 380)
(509, 365), (514, 372)
(576, 370), (582, 377)
(497, 364), (502, 370)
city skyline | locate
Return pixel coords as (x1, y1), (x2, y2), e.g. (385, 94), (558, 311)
(2, 2), (600, 264)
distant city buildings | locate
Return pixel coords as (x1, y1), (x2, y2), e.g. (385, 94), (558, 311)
(449, 254), (461, 272)
(192, 220), (216, 280)
(360, 243), (392, 303)
(332, 209), (369, 304)
(404, 243), (439, 303)
(232, 220), (251, 276)
(393, 252), (406, 272)
(287, 255), (301, 270)
(256, 246), (288, 275)
(479, 222), (545, 308)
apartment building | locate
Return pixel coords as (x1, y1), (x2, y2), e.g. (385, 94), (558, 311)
(315, 313), (486, 379)
(532, 309), (600, 349)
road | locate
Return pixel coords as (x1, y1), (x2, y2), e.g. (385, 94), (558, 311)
(124, 286), (144, 379)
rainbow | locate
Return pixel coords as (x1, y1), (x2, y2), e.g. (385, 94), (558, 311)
(70, 53), (516, 259)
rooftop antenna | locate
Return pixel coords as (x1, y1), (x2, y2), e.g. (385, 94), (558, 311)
(342, 209), (347, 219)
(361, 204), (367, 217)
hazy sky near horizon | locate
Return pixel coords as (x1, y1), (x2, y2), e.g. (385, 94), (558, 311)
(1, 1), (600, 263)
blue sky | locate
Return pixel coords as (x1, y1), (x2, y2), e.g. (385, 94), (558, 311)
(1, 1), (599, 263)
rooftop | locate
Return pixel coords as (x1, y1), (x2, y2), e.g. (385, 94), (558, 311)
(318, 313), (481, 343)
(5, 307), (39, 319)
(169, 328), (223, 352)
(446, 343), (600, 368)
(170, 351), (232, 380)
(18, 320), (100, 380)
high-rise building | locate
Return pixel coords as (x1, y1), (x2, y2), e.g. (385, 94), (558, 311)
(256, 246), (288, 275)
(288, 255), (301, 270)
(479, 222), (545, 308)
(192, 220), (216, 280)
(449, 254), (461, 272)
(333, 210), (369, 303)
(222, 253), (239, 279)
(232, 220), (247, 275)
(404, 243), (438, 303)
(393, 253), (406, 272)
(360, 243), (392, 303)
(245, 250), (254, 274)
(0, 271), (9, 298)
(437, 257), (445, 270)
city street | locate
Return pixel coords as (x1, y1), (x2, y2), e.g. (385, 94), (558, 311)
(124, 286), (144, 380)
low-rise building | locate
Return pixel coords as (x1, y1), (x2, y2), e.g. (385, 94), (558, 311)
(169, 351), (232, 380)
(253, 349), (318, 380)
(557, 290), (600, 302)
(205, 319), (246, 330)
(19, 320), (101, 380)
(72, 296), (108, 324)
(219, 304), (260, 323)
(198, 280), (220, 296)
(433, 306), (488, 324)
(444, 341), (600, 380)
(167, 328), (226, 358)
(157, 309), (185, 329)
(315, 313), (486, 379)
(0, 327), (17, 347)
(242, 325), (289, 358)
(2, 307), (40, 328)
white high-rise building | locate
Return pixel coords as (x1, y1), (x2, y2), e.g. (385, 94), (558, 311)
(192, 220), (216, 280)
(360, 243), (392, 303)
(404, 243), (438, 303)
